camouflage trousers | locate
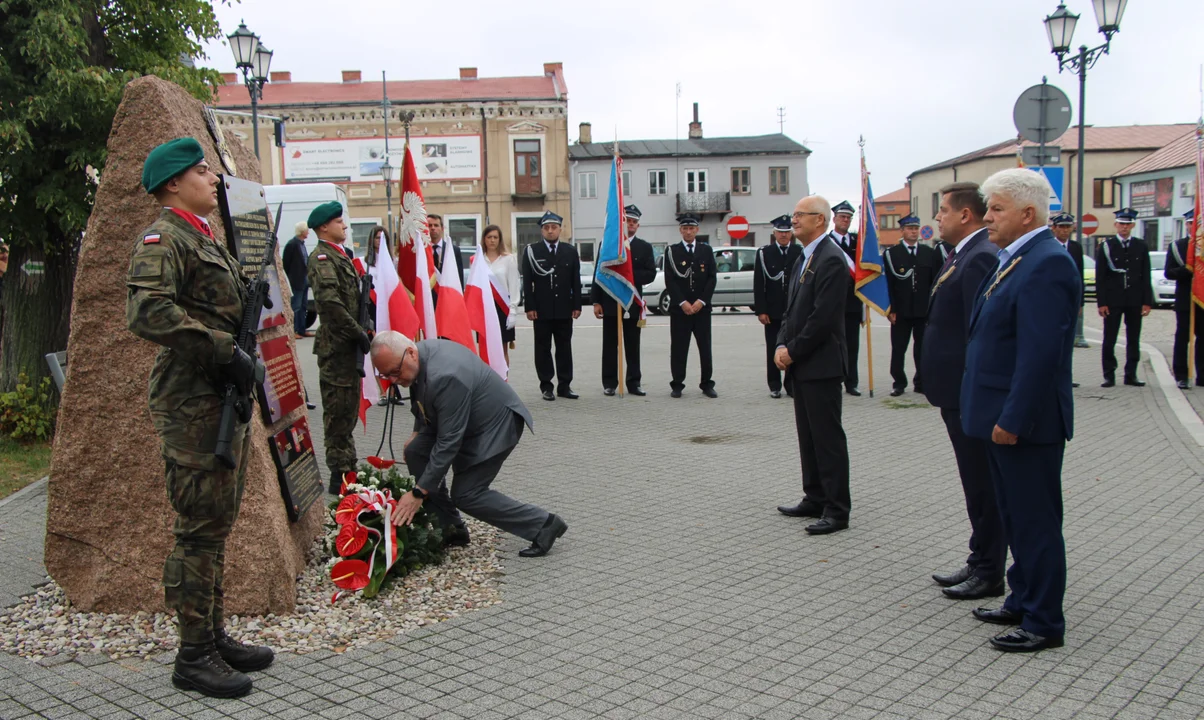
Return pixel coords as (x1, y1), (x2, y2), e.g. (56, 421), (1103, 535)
(162, 426), (251, 645)
(319, 378), (359, 479)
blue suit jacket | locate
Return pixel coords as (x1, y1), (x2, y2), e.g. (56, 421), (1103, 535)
(920, 228), (998, 410)
(960, 230), (1079, 444)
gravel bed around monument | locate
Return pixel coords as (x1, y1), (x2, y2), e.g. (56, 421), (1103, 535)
(0, 519), (504, 664)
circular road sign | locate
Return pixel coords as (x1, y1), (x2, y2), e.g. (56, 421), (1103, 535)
(1013, 82), (1072, 145)
(920, 225), (935, 241)
(1081, 214), (1099, 235)
(727, 215), (750, 240)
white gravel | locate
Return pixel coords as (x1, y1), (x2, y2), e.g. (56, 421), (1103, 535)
(0, 519), (504, 664)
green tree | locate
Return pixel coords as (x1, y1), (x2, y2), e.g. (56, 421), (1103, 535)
(0, 0), (226, 393)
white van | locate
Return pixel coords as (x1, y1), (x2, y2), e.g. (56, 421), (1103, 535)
(263, 183), (353, 256)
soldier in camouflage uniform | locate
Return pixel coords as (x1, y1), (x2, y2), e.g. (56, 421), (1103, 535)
(305, 201), (371, 493)
(126, 138), (274, 699)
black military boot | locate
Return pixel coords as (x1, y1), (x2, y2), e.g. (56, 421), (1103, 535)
(214, 628), (275, 672)
(172, 642), (253, 698)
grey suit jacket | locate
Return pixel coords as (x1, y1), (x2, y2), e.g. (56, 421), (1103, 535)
(409, 339), (534, 492)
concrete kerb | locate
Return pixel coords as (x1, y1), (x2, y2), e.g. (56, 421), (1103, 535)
(0, 475), (47, 511)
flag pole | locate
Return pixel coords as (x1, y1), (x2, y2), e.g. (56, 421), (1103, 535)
(1190, 114), (1203, 382)
(614, 137), (626, 397)
(859, 136), (875, 398)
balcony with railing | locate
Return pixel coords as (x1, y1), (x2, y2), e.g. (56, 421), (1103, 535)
(676, 191), (731, 215)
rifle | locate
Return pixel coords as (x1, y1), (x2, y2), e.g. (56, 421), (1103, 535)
(355, 239), (376, 377)
(214, 204), (282, 470)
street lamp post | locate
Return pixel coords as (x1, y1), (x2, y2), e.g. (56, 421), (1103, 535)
(227, 21), (273, 160)
(1044, 0), (1127, 248)
(380, 160), (394, 248)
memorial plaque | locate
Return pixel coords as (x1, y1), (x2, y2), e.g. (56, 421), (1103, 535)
(268, 417), (323, 522)
(257, 335), (305, 424)
(217, 175), (273, 273)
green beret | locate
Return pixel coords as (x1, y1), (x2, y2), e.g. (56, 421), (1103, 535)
(307, 201), (344, 229)
(142, 137), (206, 193)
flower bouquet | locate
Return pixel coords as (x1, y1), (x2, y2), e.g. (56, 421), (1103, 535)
(325, 456), (447, 602)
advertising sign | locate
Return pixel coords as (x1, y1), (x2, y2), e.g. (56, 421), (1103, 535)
(282, 135), (482, 184)
(1131, 177), (1174, 218)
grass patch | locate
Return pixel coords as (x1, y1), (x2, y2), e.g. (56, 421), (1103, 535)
(882, 398), (931, 410)
(0, 436), (51, 501)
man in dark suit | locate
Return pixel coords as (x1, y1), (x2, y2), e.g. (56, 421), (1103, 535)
(1165, 208), (1202, 389)
(921, 182), (1005, 601)
(373, 332), (569, 558)
(664, 213), (718, 398)
(1096, 207), (1153, 387)
(962, 168), (1079, 653)
(828, 201), (863, 396)
(1050, 213), (1086, 387)
(521, 211), (582, 401)
(774, 196), (851, 535)
(592, 204), (657, 396)
(283, 222), (312, 338)
(883, 215), (939, 396)
(428, 214), (464, 306)
(754, 214), (802, 398)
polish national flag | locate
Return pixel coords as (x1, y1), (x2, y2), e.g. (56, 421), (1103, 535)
(359, 238), (421, 423)
(398, 145), (438, 340)
(434, 242), (474, 351)
(465, 246), (509, 379)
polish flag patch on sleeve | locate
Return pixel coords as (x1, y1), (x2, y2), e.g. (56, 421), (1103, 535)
(143, 234), (161, 245)
(317, 254), (328, 260)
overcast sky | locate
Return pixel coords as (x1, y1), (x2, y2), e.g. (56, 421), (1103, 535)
(201, 0), (1204, 210)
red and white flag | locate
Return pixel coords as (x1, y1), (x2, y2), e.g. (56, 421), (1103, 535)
(359, 238), (422, 420)
(434, 240), (474, 350)
(465, 246), (509, 379)
(398, 145), (438, 340)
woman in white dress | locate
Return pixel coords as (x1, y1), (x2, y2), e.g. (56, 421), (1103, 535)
(481, 224), (520, 364)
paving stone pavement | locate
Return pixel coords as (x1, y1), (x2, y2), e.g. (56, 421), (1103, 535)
(2, 311), (1204, 719)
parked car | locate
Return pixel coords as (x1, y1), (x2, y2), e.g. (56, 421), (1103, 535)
(1150, 251), (1175, 308)
(581, 261), (594, 299)
(1082, 255), (1095, 300)
(644, 246), (758, 315)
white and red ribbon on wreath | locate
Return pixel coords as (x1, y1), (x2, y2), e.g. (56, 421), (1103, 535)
(330, 487), (400, 603)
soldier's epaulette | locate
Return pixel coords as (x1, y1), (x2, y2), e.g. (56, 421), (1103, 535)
(143, 234), (161, 245)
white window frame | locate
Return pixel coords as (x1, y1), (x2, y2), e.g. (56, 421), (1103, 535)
(685, 168), (708, 193)
(576, 238), (597, 263)
(508, 134), (547, 195)
(578, 171), (597, 199)
(730, 167), (751, 195)
(621, 170), (632, 197)
(769, 167), (790, 195)
(649, 169), (667, 196)
(349, 217), (382, 256)
(443, 213), (483, 248)
(511, 211), (547, 255)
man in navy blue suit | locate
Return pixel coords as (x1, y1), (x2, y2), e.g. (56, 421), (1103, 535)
(961, 169), (1079, 653)
(921, 182), (1006, 601)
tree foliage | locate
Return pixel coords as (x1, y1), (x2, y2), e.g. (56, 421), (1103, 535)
(0, 0), (227, 255)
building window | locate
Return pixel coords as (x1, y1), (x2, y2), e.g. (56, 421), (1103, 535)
(577, 240), (595, 262)
(649, 169), (667, 196)
(578, 171), (597, 199)
(1093, 178), (1116, 208)
(621, 170), (631, 197)
(931, 192), (940, 218)
(685, 169), (708, 193)
(731, 167), (751, 195)
(513, 139), (541, 194)
(769, 167), (789, 195)
(880, 214), (900, 230)
(445, 216), (480, 248)
(514, 216), (543, 255)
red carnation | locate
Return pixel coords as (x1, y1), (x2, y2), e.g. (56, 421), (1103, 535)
(366, 455), (396, 470)
(330, 559), (370, 591)
(336, 523), (369, 557)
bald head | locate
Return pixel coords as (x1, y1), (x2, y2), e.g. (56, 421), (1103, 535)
(791, 195), (831, 245)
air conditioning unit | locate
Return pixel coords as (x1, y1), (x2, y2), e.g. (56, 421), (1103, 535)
(1181, 180), (1195, 198)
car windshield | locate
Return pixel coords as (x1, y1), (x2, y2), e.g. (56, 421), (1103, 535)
(581, 262), (595, 276)
(1149, 252), (1166, 271)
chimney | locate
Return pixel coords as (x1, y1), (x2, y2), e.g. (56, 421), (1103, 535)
(220, 72), (237, 85)
(543, 62), (563, 76)
(270, 71), (291, 83)
(460, 67), (477, 80)
(579, 122), (592, 144)
(341, 70), (361, 84)
(688, 102), (703, 139)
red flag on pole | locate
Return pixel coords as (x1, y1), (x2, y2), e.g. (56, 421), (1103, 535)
(397, 145), (438, 339)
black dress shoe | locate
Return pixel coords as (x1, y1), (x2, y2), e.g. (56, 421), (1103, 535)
(805, 517), (848, 535)
(557, 388), (579, 399)
(702, 387), (718, 398)
(778, 501), (823, 518)
(942, 576), (1005, 600)
(770, 390), (782, 399)
(519, 514), (567, 557)
(913, 385), (924, 394)
(670, 388), (683, 398)
(1179, 380), (1191, 390)
(541, 390), (555, 401)
(306, 401), (317, 410)
(603, 387), (616, 396)
(932, 565), (973, 587)
(846, 387), (862, 397)
(889, 388), (905, 397)
(989, 628), (1063, 653)
(1101, 378), (1116, 388)
(629, 385), (646, 396)
(1124, 377), (1146, 387)
(1072, 382), (1080, 388)
(972, 606), (1024, 625)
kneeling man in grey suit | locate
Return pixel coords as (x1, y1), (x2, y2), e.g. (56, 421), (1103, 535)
(371, 331), (568, 557)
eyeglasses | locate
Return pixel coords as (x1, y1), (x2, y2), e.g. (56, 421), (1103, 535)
(791, 212), (823, 220)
